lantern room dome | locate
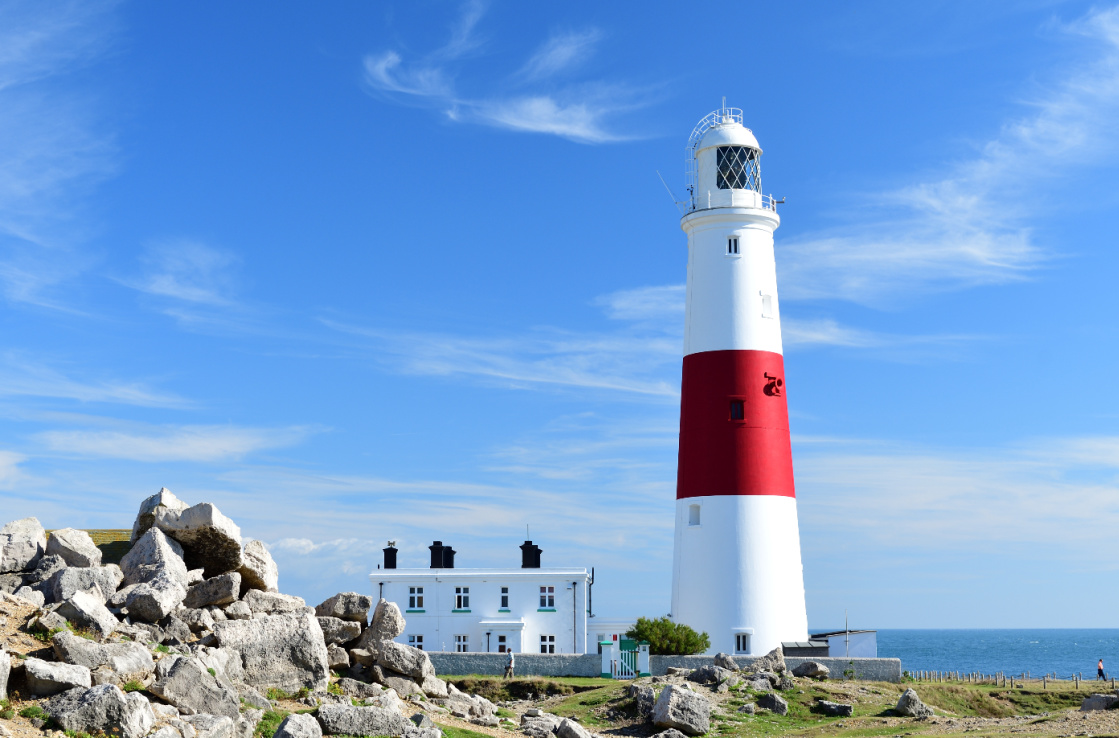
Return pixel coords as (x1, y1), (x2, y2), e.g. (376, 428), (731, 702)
(697, 120), (761, 154)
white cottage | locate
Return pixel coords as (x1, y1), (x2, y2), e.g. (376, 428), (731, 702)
(371, 541), (594, 654)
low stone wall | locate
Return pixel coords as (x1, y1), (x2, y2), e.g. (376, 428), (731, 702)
(428, 652), (902, 682)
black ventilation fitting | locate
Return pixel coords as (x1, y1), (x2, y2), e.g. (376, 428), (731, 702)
(520, 540), (542, 568)
(429, 541), (456, 568)
(383, 545), (397, 570)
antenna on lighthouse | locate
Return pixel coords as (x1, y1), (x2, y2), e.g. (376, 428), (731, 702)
(656, 170), (686, 215)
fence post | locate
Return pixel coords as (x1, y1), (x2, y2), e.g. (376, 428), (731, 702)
(1043, 676), (1047, 690)
(600, 642), (614, 678)
(637, 643), (650, 677)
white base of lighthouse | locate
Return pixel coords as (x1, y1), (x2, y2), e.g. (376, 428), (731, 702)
(670, 495), (808, 656)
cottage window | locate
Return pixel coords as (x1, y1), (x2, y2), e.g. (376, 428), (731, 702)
(408, 587), (424, 609)
(540, 635), (555, 654)
(539, 586), (554, 608)
(408, 634), (423, 651)
(498, 635), (508, 653)
(500, 586), (509, 609)
(455, 587), (470, 609)
(455, 635), (469, 653)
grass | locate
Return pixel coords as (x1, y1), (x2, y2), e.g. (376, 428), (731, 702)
(20, 705), (49, 720)
(0, 697), (13, 720)
(253, 710), (290, 738)
(437, 724), (496, 738)
(447, 676), (604, 703)
(265, 687), (312, 702)
(154, 644), (171, 654)
(121, 680), (146, 693)
(208, 667), (217, 676)
(327, 681), (344, 696)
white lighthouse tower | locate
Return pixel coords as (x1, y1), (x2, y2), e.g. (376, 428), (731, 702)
(670, 105), (809, 657)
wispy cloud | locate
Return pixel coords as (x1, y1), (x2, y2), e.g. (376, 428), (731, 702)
(0, 0), (118, 308)
(781, 5), (1119, 305)
(35, 423), (315, 462)
(363, 6), (644, 143)
(516, 29), (603, 81)
(0, 450), (29, 489)
(0, 352), (188, 408)
(132, 240), (239, 306)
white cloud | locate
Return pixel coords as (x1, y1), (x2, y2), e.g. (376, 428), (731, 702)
(36, 424), (313, 462)
(781, 5), (1119, 305)
(0, 352), (188, 407)
(0, 450), (28, 489)
(594, 284), (684, 322)
(132, 240), (238, 306)
(517, 29), (603, 81)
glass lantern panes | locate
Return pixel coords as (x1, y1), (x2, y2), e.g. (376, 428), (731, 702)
(716, 146), (761, 191)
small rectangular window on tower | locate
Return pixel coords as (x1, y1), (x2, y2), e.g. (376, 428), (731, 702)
(727, 237), (739, 255)
(760, 292), (774, 318)
(734, 633), (750, 655)
(688, 504), (700, 526)
(729, 400), (745, 421)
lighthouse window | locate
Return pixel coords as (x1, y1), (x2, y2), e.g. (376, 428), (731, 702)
(716, 146), (761, 191)
(729, 400), (745, 421)
(760, 293), (774, 318)
(688, 504), (700, 526)
(735, 633), (750, 655)
(455, 587), (470, 609)
(727, 237), (740, 255)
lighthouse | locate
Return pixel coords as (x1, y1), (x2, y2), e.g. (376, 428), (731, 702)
(670, 105), (809, 657)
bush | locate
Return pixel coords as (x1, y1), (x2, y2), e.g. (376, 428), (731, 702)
(625, 616), (709, 655)
(122, 680), (146, 693)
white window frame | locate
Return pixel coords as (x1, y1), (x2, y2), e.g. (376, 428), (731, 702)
(500, 586), (509, 609)
(727, 236), (740, 256)
(540, 634), (555, 654)
(454, 634), (469, 653)
(408, 634), (423, 651)
(734, 633), (750, 655)
(539, 586), (555, 608)
(408, 586), (424, 609)
(497, 634), (508, 653)
(760, 291), (774, 319)
(455, 586), (470, 609)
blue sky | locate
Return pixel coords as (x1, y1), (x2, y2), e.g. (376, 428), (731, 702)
(2, 0), (1119, 630)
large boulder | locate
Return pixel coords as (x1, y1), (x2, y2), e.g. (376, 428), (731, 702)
(212, 610), (330, 692)
(46, 528), (103, 568)
(0, 645), (10, 700)
(315, 592), (372, 625)
(0, 572), (23, 594)
(154, 502), (242, 577)
(52, 632), (154, 684)
(23, 554), (67, 589)
(895, 688), (934, 718)
(1081, 693), (1119, 711)
(25, 656), (92, 696)
(184, 571), (242, 609)
(628, 684), (656, 718)
(237, 540), (278, 594)
(55, 590), (119, 639)
(812, 700), (853, 717)
(150, 654), (241, 718)
(792, 661), (830, 679)
(244, 589), (307, 616)
(376, 641), (434, 680)
(121, 528), (189, 587)
(44, 684), (155, 738)
(181, 607), (216, 633)
(652, 685), (710, 737)
(757, 692), (788, 715)
(125, 571), (187, 622)
(316, 704), (412, 737)
(367, 598), (406, 642)
(275, 713), (322, 738)
(326, 643), (350, 671)
(195, 645), (246, 685)
(184, 713), (235, 738)
(0, 517), (46, 573)
(317, 617), (362, 645)
(47, 565), (124, 604)
(131, 487), (190, 544)
(556, 718), (592, 738)
(373, 665), (422, 698)
(750, 646), (786, 674)
(687, 665), (735, 684)
(713, 652), (740, 671)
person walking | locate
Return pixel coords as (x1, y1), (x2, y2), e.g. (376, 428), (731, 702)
(1098, 659), (1106, 681)
(504, 649), (515, 679)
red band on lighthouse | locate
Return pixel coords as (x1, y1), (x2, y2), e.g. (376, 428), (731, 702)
(676, 349), (795, 500)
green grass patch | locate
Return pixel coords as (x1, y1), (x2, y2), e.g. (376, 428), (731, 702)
(208, 667), (217, 676)
(437, 724), (495, 738)
(449, 676), (592, 703)
(122, 680), (146, 693)
(495, 708), (515, 718)
(327, 681), (344, 696)
(254, 710), (290, 738)
(154, 644), (171, 654)
(20, 705), (48, 720)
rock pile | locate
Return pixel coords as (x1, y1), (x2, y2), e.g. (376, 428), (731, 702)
(0, 488), (498, 738)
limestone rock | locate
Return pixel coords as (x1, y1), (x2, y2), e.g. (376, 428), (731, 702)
(225, 600), (252, 620)
(182, 607), (216, 633)
(651, 730), (689, 738)
(750, 647), (786, 674)
(56, 590), (119, 639)
(687, 665), (735, 684)
(158, 614), (192, 644)
(150, 654), (241, 718)
(812, 700), (853, 717)
(1081, 693), (1119, 711)
(652, 685), (710, 736)
(47, 565), (124, 604)
(0, 517), (46, 573)
(195, 645), (246, 685)
(0, 646), (10, 700)
(367, 598), (406, 642)
(737, 703), (756, 715)
(244, 589), (307, 616)
(184, 572), (242, 609)
(372, 665), (422, 697)
(317, 616), (362, 645)
(212, 610), (329, 692)
(237, 710), (265, 738)
(895, 688), (934, 718)
(52, 631), (154, 681)
(237, 540), (278, 594)
(348, 648), (375, 666)
(121, 528), (188, 587)
(208, 605), (228, 622)
(327, 643), (349, 670)
(125, 571), (187, 622)
(336, 678), (384, 699)
(792, 661), (830, 679)
(47, 528), (103, 568)
(410, 714), (435, 729)
(713, 652), (740, 671)
(275, 713), (322, 738)
(0, 572), (23, 594)
(25, 656), (92, 696)
(420, 673), (448, 698)
(757, 692), (788, 715)
(183, 714), (235, 738)
(12, 586), (45, 606)
(154, 502), (242, 577)
(44, 684), (155, 738)
(316, 704), (412, 737)
(132, 488), (190, 544)
(315, 592), (372, 625)
(627, 684), (655, 718)
(376, 641), (434, 680)
(556, 718), (592, 738)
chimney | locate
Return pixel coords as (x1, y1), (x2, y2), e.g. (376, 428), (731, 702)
(429, 541), (456, 568)
(520, 540), (542, 568)
(383, 542), (397, 570)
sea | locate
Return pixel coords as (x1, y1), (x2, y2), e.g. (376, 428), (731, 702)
(868, 630), (1119, 679)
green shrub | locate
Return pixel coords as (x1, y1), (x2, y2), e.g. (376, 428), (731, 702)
(208, 668), (217, 677)
(154, 644), (171, 654)
(254, 710), (290, 738)
(327, 682), (343, 696)
(122, 680), (146, 693)
(20, 705), (48, 720)
(625, 616), (709, 655)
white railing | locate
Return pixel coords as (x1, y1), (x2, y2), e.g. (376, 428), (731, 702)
(685, 191), (780, 214)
